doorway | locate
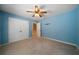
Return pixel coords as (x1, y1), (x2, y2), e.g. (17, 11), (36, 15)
(32, 22), (41, 38)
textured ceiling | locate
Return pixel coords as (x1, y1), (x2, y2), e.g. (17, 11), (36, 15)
(0, 4), (77, 20)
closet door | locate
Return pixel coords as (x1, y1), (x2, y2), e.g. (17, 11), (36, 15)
(8, 17), (29, 43)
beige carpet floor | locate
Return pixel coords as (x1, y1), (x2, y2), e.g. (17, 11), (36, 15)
(0, 37), (79, 55)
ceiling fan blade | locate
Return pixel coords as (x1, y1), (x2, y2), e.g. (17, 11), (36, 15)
(41, 11), (47, 13)
(26, 11), (34, 13)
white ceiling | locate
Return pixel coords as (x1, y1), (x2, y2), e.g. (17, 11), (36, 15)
(0, 4), (77, 20)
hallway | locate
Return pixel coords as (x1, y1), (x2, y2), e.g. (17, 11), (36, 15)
(0, 37), (79, 55)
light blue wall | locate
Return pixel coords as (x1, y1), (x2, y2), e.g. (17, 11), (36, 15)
(41, 9), (77, 44)
(0, 11), (32, 44)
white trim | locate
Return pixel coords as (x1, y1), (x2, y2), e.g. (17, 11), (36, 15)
(43, 37), (79, 49)
(75, 45), (79, 49)
(0, 43), (9, 46)
(0, 39), (28, 47)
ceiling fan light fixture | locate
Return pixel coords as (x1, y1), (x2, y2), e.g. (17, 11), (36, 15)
(35, 13), (40, 17)
(27, 5), (47, 18)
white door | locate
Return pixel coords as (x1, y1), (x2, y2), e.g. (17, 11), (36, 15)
(8, 17), (29, 43)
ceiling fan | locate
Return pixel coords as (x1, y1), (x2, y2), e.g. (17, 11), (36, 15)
(26, 5), (47, 17)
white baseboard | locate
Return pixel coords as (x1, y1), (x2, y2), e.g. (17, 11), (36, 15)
(0, 37), (79, 49)
(0, 38), (29, 47)
(43, 37), (79, 49)
(1, 43), (9, 46)
(75, 45), (79, 49)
